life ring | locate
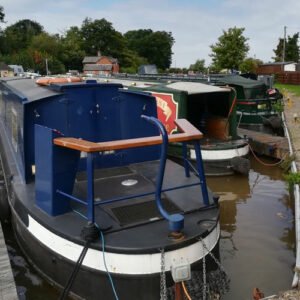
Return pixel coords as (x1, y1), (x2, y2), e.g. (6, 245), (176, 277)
(35, 77), (83, 86)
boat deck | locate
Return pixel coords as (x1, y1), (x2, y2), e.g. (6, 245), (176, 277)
(13, 159), (218, 253)
(238, 128), (289, 159)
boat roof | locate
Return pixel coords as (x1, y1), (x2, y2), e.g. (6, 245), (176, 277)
(0, 77), (60, 102)
(218, 75), (266, 89)
(165, 81), (231, 94)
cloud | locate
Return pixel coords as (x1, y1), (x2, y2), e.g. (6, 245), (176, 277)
(1, 0), (300, 67)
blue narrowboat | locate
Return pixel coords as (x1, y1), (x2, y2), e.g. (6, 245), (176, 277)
(0, 77), (221, 299)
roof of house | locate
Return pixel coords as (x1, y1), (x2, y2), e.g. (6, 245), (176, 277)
(83, 64), (112, 71)
(82, 56), (118, 64)
(82, 56), (101, 64)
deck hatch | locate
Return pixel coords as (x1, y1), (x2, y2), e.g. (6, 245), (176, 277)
(111, 198), (182, 226)
(76, 166), (134, 182)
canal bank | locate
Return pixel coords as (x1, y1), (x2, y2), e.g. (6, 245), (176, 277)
(283, 92), (300, 290)
(263, 91), (300, 300)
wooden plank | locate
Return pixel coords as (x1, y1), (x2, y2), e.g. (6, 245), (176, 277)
(0, 222), (18, 300)
(54, 118), (203, 153)
(238, 128), (289, 159)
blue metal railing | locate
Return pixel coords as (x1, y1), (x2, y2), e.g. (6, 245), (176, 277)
(56, 116), (210, 231)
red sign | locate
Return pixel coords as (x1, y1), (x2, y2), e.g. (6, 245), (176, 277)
(150, 92), (178, 134)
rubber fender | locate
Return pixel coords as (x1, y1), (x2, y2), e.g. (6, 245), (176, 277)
(0, 181), (10, 222)
(230, 156), (250, 175)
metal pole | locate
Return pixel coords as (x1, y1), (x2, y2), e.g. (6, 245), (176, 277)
(282, 26), (287, 63)
(45, 58), (49, 75)
(87, 153), (95, 223)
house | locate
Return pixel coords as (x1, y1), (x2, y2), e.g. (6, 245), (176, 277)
(0, 62), (14, 77)
(256, 62), (297, 75)
(82, 55), (119, 75)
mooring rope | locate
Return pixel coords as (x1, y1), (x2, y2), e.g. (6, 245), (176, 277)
(181, 281), (192, 300)
(59, 241), (90, 300)
(247, 141), (289, 167)
(71, 209), (119, 300)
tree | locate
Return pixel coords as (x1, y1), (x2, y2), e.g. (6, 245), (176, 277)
(273, 33), (300, 62)
(118, 48), (148, 73)
(273, 38), (284, 62)
(0, 6), (5, 54)
(28, 33), (65, 74)
(0, 6), (5, 24)
(124, 29), (174, 70)
(210, 27), (249, 71)
(189, 59), (206, 73)
(61, 26), (85, 71)
(286, 33), (299, 62)
(81, 18), (126, 57)
(2, 19), (44, 54)
(239, 57), (263, 73)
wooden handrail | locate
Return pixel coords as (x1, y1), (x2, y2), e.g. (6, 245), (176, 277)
(53, 119), (203, 153)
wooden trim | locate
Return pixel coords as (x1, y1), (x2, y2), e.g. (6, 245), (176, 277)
(53, 119), (203, 153)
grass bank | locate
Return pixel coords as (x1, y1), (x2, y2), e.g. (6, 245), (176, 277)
(274, 83), (300, 97)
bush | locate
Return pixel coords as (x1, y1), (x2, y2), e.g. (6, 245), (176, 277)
(284, 171), (300, 188)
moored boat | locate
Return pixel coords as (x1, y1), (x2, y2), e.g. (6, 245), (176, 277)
(216, 75), (283, 134)
(132, 81), (250, 176)
(0, 77), (221, 299)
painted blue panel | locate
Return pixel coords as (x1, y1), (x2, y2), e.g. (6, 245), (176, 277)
(119, 90), (158, 138)
(35, 125), (80, 216)
(118, 90), (161, 164)
(62, 84), (122, 142)
(94, 84), (123, 142)
(25, 95), (67, 181)
(5, 81), (162, 184)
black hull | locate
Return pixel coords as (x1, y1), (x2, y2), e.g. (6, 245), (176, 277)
(12, 209), (161, 300)
(11, 205), (220, 300)
(203, 157), (248, 176)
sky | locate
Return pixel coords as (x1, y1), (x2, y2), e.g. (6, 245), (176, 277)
(1, 0), (300, 68)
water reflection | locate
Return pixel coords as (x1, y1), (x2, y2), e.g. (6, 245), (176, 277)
(207, 157), (295, 299)
(2, 223), (60, 300)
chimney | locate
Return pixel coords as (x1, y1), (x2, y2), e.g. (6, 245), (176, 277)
(97, 50), (101, 57)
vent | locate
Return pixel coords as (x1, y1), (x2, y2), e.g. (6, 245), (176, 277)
(111, 198), (182, 226)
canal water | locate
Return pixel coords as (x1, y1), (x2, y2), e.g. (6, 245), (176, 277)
(2, 156), (295, 299)
(207, 156), (295, 300)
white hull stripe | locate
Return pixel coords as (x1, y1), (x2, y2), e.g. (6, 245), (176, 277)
(27, 216), (220, 275)
(191, 144), (249, 160)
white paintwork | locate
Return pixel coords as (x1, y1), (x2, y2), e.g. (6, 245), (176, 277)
(27, 215), (220, 275)
(190, 144), (249, 160)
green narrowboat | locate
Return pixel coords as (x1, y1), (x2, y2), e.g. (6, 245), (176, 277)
(133, 81), (250, 176)
(216, 75), (283, 133)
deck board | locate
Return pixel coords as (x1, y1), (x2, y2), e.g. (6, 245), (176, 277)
(0, 222), (18, 300)
(238, 128), (289, 159)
